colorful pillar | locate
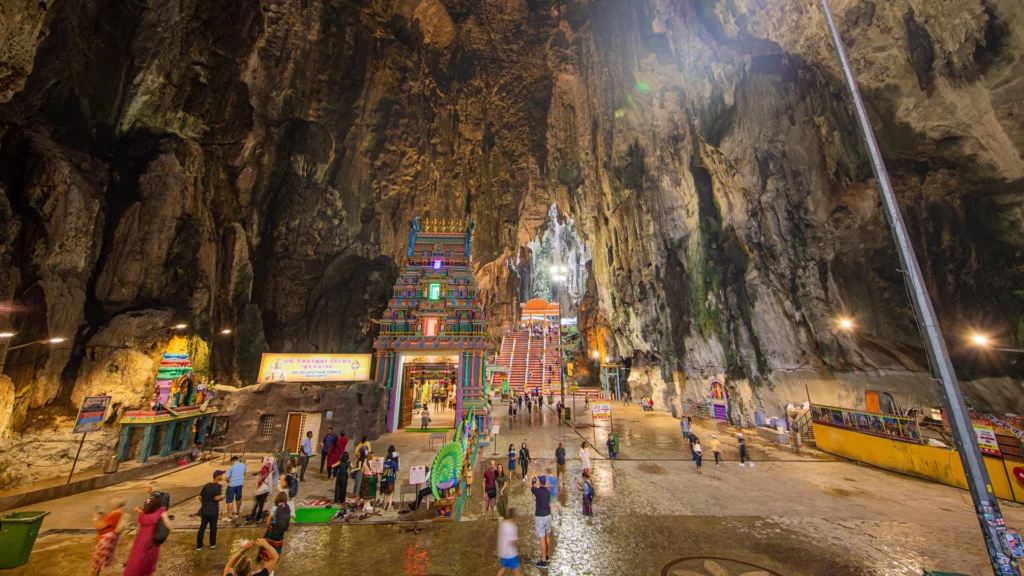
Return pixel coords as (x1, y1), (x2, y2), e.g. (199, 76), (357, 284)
(160, 421), (180, 457)
(177, 418), (196, 451)
(196, 415), (210, 445)
(137, 425), (157, 463)
(118, 426), (133, 463)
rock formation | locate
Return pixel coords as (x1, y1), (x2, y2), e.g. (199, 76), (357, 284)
(0, 0), (1022, 486)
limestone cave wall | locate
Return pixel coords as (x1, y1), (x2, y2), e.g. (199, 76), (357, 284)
(0, 0), (1022, 476)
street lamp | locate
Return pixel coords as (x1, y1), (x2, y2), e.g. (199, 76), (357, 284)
(970, 332), (1024, 354)
(221, 329), (232, 335)
(838, 317), (854, 330)
(173, 324), (187, 330)
(0, 332), (14, 338)
(5, 337), (66, 352)
(821, 0), (1017, 571)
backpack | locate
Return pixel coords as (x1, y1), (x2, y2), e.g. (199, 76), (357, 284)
(271, 504), (290, 534)
(286, 473), (299, 498)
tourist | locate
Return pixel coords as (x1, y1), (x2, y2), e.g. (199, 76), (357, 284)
(526, 397), (532, 416)
(484, 460), (498, 520)
(576, 471), (594, 516)
(507, 403), (514, 418)
(496, 507), (521, 575)
(333, 451), (351, 504)
(507, 443), (517, 481)
(222, 538), (279, 576)
(273, 448), (289, 488)
(421, 406), (432, 429)
(689, 434), (700, 459)
(320, 427), (338, 476)
(386, 444), (401, 471)
(693, 438), (703, 473)
(680, 416), (691, 443)
(190, 442), (204, 462)
(409, 467), (432, 510)
(196, 470), (224, 551)
(555, 443), (566, 487)
(247, 457), (274, 523)
(336, 431), (349, 461)
(354, 435), (371, 463)
(580, 441), (592, 475)
(123, 492), (171, 576)
(738, 433), (753, 467)
(495, 463), (510, 519)
(224, 455), (246, 519)
(354, 450), (366, 496)
(518, 442), (531, 480)
(282, 462), (298, 518)
(543, 467), (558, 499)
(261, 492), (291, 560)
(530, 475), (552, 568)
(710, 434), (721, 466)
(298, 431), (313, 482)
(326, 438), (341, 480)
(382, 453), (398, 511)
(359, 452), (375, 501)
(606, 435), (616, 460)
(90, 497), (125, 576)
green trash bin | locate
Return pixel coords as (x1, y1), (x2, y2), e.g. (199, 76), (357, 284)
(611, 433), (620, 454)
(563, 407), (571, 420)
(0, 511), (50, 569)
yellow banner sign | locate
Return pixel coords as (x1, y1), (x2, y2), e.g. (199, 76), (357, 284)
(258, 353), (372, 383)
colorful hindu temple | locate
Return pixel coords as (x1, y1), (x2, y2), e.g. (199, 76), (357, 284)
(116, 336), (217, 463)
(373, 217), (491, 433)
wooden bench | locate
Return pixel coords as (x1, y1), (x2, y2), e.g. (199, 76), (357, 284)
(428, 432), (448, 451)
(210, 440), (247, 463)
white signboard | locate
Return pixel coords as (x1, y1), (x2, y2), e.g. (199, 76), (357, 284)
(409, 466), (428, 485)
(490, 425), (500, 436)
(591, 402), (612, 420)
(369, 456), (385, 475)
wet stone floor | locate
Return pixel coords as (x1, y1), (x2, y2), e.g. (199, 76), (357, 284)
(10, 402), (1021, 575)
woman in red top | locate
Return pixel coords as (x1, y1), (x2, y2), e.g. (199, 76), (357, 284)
(91, 497), (125, 575)
(123, 495), (171, 576)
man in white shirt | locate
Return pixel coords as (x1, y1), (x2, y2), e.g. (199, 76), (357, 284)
(496, 507), (521, 575)
(299, 431), (313, 482)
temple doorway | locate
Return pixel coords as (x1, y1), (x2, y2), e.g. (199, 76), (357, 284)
(397, 354), (459, 430)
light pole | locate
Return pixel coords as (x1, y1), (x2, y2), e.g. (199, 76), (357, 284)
(2, 336), (66, 352)
(821, 1), (1019, 573)
(970, 334), (1024, 355)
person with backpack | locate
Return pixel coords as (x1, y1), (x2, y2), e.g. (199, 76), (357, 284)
(284, 463), (299, 517)
(576, 471), (594, 516)
(123, 492), (171, 576)
(381, 454), (398, 511)
(197, 470), (225, 550)
(247, 457), (274, 523)
(91, 497), (126, 575)
(261, 492), (291, 561)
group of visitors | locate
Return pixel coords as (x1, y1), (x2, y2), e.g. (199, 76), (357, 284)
(639, 396), (655, 411)
(680, 416), (751, 471)
(90, 481), (173, 576)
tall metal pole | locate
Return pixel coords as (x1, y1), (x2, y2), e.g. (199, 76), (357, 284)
(821, 2), (1018, 574)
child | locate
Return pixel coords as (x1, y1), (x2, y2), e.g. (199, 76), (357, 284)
(575, 472), (594, 516)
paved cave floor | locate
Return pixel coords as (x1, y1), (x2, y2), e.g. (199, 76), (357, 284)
(9, 401), (1019, 575)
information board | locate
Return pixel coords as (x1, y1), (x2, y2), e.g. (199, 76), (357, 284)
(258, 353), (372, 382)
(591, 402), (612, 421)
(973, 421), (1002, 456)
(409, 466), (428, 485)
(73, 396), (111, 434)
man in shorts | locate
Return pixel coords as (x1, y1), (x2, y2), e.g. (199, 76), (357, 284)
(554, 443), (566, 487)
(530, 475), (552, 568)
(224, 455), (246, 519)
(497, 507), (521, 575)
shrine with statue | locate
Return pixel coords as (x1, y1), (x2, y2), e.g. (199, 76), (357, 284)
(373, 217), (491, 434)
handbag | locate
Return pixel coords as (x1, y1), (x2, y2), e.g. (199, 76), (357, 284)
(153, 517), (171, 545)
(486, 486), (497, 499)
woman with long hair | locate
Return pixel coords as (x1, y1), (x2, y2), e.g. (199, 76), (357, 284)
(123, 493), (171, 576)
(506, 443), (517, 483)
(333, 451), (351, 504)
(495, 463), (510, 519)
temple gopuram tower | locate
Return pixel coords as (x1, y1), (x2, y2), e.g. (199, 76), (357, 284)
(374, 217), (490, 432)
